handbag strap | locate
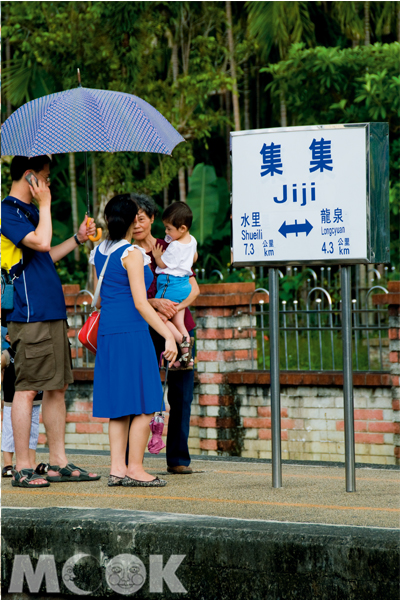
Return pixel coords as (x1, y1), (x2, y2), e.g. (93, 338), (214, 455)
(158, 353), (169, 414)
(91, 241), (132, 308)
(91, 252), (111, 309)
(160, 360), (169, 414)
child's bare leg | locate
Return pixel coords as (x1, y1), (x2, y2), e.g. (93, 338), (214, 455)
(171, 310), (189, 341)
(171, 311), (192, 366)
(165, 320), (184, 344)
(29, 449), (36, 470)
(3, 451), (13, 467)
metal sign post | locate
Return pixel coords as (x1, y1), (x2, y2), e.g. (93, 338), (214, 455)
(341, 266), (356, 492)
(231, 123), (389, 491)
(269, 268), (282, 488)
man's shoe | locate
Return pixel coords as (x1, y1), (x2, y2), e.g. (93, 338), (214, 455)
(167, 465), (193, 474)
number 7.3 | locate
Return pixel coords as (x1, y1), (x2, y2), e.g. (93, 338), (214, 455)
(244, 243), (254, 256)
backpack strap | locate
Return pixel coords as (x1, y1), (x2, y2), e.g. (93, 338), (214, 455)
(1, 199), (38, 280)
(2, 198), (39, 228)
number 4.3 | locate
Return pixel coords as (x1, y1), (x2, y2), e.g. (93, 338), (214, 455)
(322, 242), (334, 254)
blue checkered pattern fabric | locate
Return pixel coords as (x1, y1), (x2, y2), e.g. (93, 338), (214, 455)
(1, 87), (185, 157)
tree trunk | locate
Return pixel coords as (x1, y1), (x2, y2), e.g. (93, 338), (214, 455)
(226, 1), (240, 131)
(397, 6), (400, 42)
(6, 7), (12, 119)
(280, 92), (287, 127)
(225, 90), (231, 190)
(69, 153), (80, 262)
(171, 42), (179, 82)
(171, 42), (186, 202)
(163, 186), (169, 209)
(91, 154), (98, 220)
(244, 61), (250, 130)
(364, 1), (370, 45)
(178, 167), (186, 202)
(256, 64), (260, 129)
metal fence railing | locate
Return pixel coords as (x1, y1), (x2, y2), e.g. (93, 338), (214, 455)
(69, 284), (391, 372)
(247, 285), (389, 372)
(69, 289), (95, 369)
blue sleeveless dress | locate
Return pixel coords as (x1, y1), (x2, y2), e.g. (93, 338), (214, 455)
(92, 241), (163, 419)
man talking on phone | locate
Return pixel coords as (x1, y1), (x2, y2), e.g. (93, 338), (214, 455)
(1, 155), (100, 488)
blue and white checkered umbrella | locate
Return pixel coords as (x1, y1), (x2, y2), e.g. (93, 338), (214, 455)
(1, 86), (185, 157)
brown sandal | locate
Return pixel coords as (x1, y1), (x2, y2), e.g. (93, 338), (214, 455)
(179, 336), (191, 366)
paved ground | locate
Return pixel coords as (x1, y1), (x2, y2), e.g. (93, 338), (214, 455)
(3, 453), (399, 529)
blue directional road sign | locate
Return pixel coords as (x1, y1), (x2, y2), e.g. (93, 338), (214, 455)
(231, 123), (389, 266)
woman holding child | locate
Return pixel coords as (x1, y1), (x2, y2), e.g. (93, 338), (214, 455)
(131, 195), (199, 474)
(91, 194), (178, 487)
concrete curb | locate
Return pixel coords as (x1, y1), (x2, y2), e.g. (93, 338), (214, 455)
(2, 507), (399, 599)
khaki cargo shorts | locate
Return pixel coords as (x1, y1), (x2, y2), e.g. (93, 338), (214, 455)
(8, 320), (74, 392)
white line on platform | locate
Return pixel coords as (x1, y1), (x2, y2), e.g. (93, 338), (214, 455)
(4, 506), (398, 530)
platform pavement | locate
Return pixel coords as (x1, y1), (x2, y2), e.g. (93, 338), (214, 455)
(2, 452), (399, 528)
(2, 453), (400, 599)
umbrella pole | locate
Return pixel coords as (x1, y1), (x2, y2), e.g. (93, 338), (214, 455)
(77, 67), (101, 242)
(83, 151), (101, 241)
(84, 151), (90, 217)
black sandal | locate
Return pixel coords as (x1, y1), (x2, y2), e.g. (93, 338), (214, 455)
(35, 463), (48, 476)
(12, 468), (50, 488)
(2, 465), (13, 478)
(46, 463), (101, 482)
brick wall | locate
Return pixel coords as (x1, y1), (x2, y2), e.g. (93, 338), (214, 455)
(186, 282), (399, 464)
(373, 281), (400, 463)
(216, 379), (395, 464)
(36, 281), (399, 465)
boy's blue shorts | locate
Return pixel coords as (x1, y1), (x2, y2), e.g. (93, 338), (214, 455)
(156, 274), (192, 304)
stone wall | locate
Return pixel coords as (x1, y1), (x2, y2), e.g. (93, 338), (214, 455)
(37, 377), (396, 465)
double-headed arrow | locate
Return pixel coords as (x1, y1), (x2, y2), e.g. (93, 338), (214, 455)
(278, 219), (313, 238)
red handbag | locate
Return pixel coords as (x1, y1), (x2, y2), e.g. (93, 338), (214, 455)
(78, 310), (101, 355)
(78, 253), (111, 355)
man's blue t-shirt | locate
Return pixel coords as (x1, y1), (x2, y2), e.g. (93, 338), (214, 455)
(1, 196), (67, 323)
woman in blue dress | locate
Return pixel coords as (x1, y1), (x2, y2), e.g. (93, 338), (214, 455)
(90, 195), (177, 487)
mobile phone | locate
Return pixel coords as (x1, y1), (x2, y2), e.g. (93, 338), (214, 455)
(25, 172), (38, 186)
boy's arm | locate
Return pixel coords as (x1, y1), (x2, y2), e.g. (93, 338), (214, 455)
(176, 276), (200, 311)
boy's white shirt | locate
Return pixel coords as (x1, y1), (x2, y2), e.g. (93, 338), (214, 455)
(155, 235), (197, 277)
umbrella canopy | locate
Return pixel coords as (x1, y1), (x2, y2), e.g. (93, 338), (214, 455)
(1, 86), (184, 157)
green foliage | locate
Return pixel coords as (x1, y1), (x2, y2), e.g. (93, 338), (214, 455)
(259, 330), (383, 371)
(279, 272), (305, 303)
(2, 1), (399, 287)
(246, 1), (315, 60)
(186, 163), (230, 245)
(263, 42), (400, 267)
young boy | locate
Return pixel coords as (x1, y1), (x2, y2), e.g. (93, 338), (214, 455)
(1, 327), (45, 477)
(152, 202), (198, 369)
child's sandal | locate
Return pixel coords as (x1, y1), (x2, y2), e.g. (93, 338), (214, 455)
(179, 336), (191, 367)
